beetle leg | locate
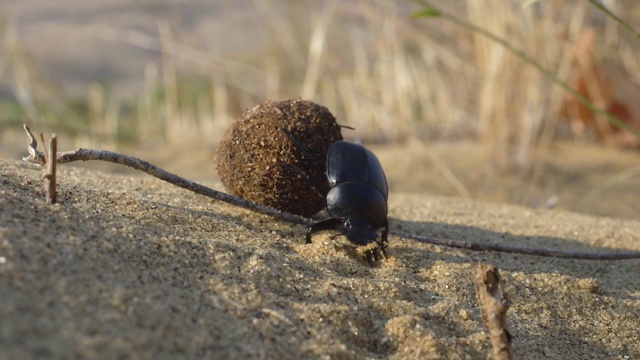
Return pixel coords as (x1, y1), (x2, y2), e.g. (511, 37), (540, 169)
(282, 128), (316, 161)
(282, 164), (326, 200)
(306, 218), (343, 244)
(281, 128), (331, 195)
(381, 219), (389, 244)
(376, 219), (390, 257)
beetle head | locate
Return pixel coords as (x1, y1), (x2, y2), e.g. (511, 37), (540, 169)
(342, 218), (378, 245)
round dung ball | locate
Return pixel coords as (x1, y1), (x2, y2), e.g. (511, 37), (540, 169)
(215, 99), (343, 216)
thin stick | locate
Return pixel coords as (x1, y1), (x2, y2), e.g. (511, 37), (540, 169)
(22, 124), (640, 259)
(45, 134), (57, 204)
(399, 233), (640, 260)
(474, 262), (513, 360)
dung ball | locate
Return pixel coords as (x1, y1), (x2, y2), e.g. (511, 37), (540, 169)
(215, 99), (343, 217)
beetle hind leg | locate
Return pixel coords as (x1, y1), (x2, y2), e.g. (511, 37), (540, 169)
(374, 219), (390, 257)
(281, 128), (330, 198)
(381, 219), (389, 245)
(282, 129), (316, 160)
(282, 163), (326, 201)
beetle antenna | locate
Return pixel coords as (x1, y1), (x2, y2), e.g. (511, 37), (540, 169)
(338, 124), (355, 130)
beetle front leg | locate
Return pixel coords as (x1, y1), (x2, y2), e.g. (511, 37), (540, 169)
(381, 219), (389, 245)
(306, 218), (343, 244)
(377, 219), (390, 256)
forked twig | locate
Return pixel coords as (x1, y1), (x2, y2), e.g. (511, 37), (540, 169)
(21, 124), (640, 260)
(474, 262), (513, 360)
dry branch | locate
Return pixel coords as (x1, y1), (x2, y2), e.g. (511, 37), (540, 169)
(474, 262), (513, 360)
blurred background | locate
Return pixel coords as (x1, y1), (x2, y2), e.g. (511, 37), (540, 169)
(1, 0), (640, 220)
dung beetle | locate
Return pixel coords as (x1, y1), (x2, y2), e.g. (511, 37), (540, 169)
(306, 140), (389, 250)
(283, 130), (389, 253)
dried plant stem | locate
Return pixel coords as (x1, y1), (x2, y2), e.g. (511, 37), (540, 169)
(587, 0), (640, 41)
(474, 262), (513, 360)
(44, 134), (57, 204)
(399, 233), (640, 260)
(22, 124), (640, 260)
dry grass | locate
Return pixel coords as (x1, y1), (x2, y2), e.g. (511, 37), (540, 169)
(0, 0), (639, 167)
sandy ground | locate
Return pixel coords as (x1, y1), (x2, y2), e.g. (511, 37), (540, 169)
(2, 1), (639, 356)
(1, 157), (639, 359)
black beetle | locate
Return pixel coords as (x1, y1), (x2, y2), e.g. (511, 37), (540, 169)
(283, 133), (389, 252)
(306, 140), (389, 250)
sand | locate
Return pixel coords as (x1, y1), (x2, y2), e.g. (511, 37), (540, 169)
(1, 158), (639, 359)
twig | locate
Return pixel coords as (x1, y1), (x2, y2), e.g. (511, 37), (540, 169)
(22, 125), (309, 225)
(474, 262), (513, 360)
(44, 134), (57, 204)
(399, 233), (640, 260)
(22, 124), (640, 259)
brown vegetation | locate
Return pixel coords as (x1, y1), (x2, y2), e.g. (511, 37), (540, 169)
(560, 27), (640, 147)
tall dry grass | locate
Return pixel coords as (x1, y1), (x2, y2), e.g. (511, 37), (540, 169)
(0, 0), (638, 168)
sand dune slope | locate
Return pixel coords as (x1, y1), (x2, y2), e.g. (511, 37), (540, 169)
(1, 159), (639, 359)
